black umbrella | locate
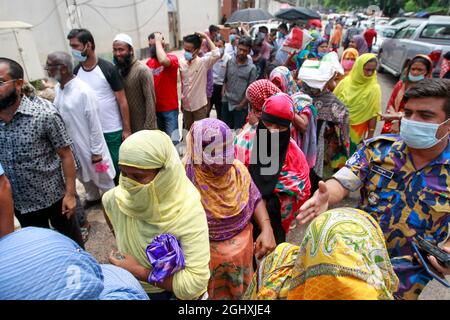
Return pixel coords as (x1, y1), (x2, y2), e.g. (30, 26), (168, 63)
(275, 7), (321, 21)
(226, 8), (273, 24)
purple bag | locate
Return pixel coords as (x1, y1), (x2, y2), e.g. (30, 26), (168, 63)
(146, 234), (186, 284)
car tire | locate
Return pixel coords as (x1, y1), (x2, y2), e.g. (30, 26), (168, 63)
(377, 52), (385, 73)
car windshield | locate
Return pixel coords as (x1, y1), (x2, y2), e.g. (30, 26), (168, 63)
(420, 24), (450, 39)
(381, 28), (396, 37)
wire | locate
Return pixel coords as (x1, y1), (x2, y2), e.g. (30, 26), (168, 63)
(81, 0), (165, 33)
(31, 0), (66, 28)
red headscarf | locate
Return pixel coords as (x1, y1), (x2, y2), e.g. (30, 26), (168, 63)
(246, 80), (282, 115)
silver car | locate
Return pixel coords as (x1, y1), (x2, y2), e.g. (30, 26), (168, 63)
(378, 16), (450, 78)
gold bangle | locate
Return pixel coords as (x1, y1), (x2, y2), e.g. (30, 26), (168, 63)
(369, 128), (375, 132)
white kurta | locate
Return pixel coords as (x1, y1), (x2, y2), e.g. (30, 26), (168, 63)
(54, 77), (115, 190)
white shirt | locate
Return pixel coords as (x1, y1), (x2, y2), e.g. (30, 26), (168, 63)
(76, 66), (123, 133)
(212, 53), (231, 86)
(224, 43), (236, 57)
(54, 78), (115, 189)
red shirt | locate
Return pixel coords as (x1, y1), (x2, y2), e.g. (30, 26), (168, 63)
(146, 54), (179, 112)
(364, 29), (377, 47)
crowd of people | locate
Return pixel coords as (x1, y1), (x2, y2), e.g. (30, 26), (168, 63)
(0, 17), (449, 301)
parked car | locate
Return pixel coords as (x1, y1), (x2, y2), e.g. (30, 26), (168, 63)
(372, 26), (398, 53)
(387, 17), (409, 26)
(249, 22), (281, 39)
(378, 16), (450, 78)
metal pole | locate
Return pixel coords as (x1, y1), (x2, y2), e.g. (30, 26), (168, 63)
(133, 0), (142, 53)
(73, 0), (82, 27)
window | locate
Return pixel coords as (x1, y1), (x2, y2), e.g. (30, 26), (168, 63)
(394, 27), (409, 39)
(420, 24), (450, 39)
(403, 27), (418, 39)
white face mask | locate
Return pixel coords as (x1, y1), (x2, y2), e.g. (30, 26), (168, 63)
(400, 118), (450, 149)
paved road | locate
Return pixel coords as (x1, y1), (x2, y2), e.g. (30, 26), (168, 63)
(81, 71), (450, 300)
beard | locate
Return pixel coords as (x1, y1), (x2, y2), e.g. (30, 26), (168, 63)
(113, 53), (134, 77)
(149, 45), (157, 59)
(0, 86), (19, 110)
(50, 72), (62, 84)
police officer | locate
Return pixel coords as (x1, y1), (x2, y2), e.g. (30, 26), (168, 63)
(297, 78), (450, 299)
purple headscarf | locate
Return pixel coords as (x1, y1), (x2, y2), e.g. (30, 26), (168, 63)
(353, 35), (369, 55)
(183, 118), (261, 241)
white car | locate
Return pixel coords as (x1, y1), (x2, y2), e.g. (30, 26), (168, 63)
(372, 26), (397, 53)
(249, 22), (281, 39)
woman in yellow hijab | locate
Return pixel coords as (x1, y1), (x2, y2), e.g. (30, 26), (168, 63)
(244, 208), (399, 300)
(334, 53), (381, 156)
(103, 130), (211, 300)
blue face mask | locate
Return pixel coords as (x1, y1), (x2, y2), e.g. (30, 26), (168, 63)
(184, 51), (194, 62)
(408, 73), (425, 82)
(71, 48), (88, 63)
(229, 35), (236, 44)
(400, 118), (450, 149)
(277, 32), (284, 39)
(317, 52), (326, 59)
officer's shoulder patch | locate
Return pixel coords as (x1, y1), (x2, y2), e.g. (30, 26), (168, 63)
(363, 134), (400, 147)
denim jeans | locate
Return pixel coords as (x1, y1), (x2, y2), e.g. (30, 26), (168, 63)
(157, 110), (180, 145)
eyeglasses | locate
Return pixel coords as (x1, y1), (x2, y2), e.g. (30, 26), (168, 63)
(0, 79), (17, 87)
(44, 64), (63, 71)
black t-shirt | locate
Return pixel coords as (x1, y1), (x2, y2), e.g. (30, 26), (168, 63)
(74, 58), (124, 92)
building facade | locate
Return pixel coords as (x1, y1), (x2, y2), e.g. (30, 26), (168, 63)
(0, 0), (220, 63)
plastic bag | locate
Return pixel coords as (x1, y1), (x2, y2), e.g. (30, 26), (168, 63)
(281, 27), (313, 54)
(146, 234), (186, 283)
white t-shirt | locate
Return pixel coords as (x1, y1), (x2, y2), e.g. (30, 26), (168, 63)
(76, 64), (123, 133)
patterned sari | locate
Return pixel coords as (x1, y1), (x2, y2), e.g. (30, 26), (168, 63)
(244, 208), (399, 300)
(183, 119), (262, 300)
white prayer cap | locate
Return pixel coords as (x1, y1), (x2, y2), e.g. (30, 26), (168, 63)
(113, 33), (133, 47)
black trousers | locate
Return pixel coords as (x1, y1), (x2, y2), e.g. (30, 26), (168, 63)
(252, 194), (285, 269)
(211, 84), (223, 121)
(15, 198), (84, 248)
(252, 194), (286, 245)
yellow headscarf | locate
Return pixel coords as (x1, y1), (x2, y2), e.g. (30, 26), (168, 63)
(102, 130), (211, 299)
(334, 53), (381, 125)
(244, 208), (399, 300)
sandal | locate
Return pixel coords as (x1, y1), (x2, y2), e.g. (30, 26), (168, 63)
(80, 222), (91, 244)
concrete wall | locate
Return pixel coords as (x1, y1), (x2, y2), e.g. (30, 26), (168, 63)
(0, 0), (219, 65)
(177, 0), (220, 36)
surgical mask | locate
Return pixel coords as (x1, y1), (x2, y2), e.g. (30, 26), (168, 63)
(342, 59), (355, 70)
(71, 48), (88, 62)
(277, 32), (284, 39)
(400, 118), (450, 149)
(257, 32), (267, 40)
(229, 35), (236, 44)
(184, 51), (194, 61)
(317, 52), (326, 59)
(408, 72), (425, 83)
